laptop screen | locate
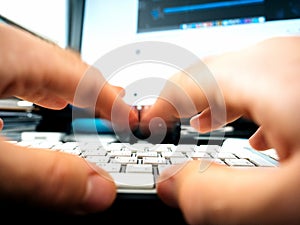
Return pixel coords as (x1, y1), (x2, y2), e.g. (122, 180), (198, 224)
(81, 0), (300, 62)
(81, 0), (300, 105)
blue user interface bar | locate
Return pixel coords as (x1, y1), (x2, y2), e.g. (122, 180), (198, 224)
(163, 0), (264, 14)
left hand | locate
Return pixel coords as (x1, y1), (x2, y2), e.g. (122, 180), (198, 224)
(0, 23), (138, 213)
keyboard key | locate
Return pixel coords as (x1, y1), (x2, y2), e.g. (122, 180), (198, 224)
(136, 151), (158, 158)
(111, 156), (138, 164)
(142, 157), (167, 164)
(110, 173), (154, 189)
(81, 149), (107, 156)
(85, 156), (110, 163)
(215, 152), (237, 159)
(224, 158), (255, 167)
(161, 151), (185, 158)
(186, 152), (211, 159)
(108, 150), (132, 157)
(247, 154), (278, 167)
(97, 163), (121, 172)
(125, 164), (153, 173)
(260, 149), (279, 161)
(194, 145), (221, 153)
(169, 157), (191, 164)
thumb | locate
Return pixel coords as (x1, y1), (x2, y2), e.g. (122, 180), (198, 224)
(156, 159), (300, 225)
(0, 138), (116, 214)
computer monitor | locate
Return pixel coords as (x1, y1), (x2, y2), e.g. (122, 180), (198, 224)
(0, 0), (68, 48)
(80, 0), (300, 106)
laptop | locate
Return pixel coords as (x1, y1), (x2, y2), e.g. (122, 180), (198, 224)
(0, 2), (299, 221)
(77, 0), (297, 192)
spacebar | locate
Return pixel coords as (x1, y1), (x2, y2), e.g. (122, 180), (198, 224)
(110, 173), (155, 189)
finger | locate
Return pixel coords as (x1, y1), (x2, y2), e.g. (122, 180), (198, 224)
(112, 85), (125, 97)
(190, 109), (224, 133)
(249, 127), (272, 150)
(0, 118), (3, 130)
(157, 159), (300, 225)
(99, 83), (139, 132)
(190, 108), (242, 133)
(16, 95), (68, 110)
(140, 68), (209, 125)
(0, 139), (116, 214)
(72, 67), (139, 132)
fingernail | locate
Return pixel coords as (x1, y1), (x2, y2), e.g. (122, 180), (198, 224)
(80, 164), (116, 214)
(190, 115), (200, 130)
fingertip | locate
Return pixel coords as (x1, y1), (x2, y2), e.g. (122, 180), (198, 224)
(79, 163), (117, 214)
(156, 164), (186, 208)
(190, 114), (209, 133)
(156, 177), (178, 208)
(249, 128), (271, 150)
(35, 98), (68, 110)
(80, 173), (116, 213)
(129, 106), (139, 130)
(0, 118), (3, 130)
(190, 115), (201, 131)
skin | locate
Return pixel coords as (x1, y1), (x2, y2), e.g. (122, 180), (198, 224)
(141, 36), (300, 225)
(0, 23), (138, 214)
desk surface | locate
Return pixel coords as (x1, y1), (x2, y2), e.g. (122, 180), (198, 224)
(0, 193), (188, 224)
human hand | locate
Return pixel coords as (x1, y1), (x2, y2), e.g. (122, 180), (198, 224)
(146, 37), (300, 224)
(0, 138), (116, 214)
(0, 23), (138, 131)
(0, 23), (138, 213)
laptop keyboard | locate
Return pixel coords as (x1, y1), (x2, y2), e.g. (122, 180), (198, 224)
(11, 137), (279, 192)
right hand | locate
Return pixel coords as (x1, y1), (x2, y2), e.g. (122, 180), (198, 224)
(141, 36), (300, 225)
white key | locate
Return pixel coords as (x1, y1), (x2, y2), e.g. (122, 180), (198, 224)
(110, 173), (154, 189)
(215, 152), (237, 159)
(152, 144), (174, 153)
(85, 156), (110, 163)
(16, 141), (34, 147)
(136, 152), (157, 158)
(186, 152), (211, 159)
(174, 144), (195, 153)
(170, 157), (190, 164)
(248, 154), (278, 167)
(61, 149), (82, 155)
(125, 164), (153, 173)
(97, 163), (121, 172)
(142, 157), (167, 164)
(60, 142), (79, 150)
(108, 150), (132, 157)
(106, 143), (127, 151)
(260, 149), (279, 161)
(82, 150), (107, 156)
(234, 151), (253, 159)
(157, 165), (171, 175)
(224, 158), (255, 167)
(111, 156), (138, 164)
(161, 151), (185, 158)
(195, 145), (221, 153)
(129, 143), (155, 151)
